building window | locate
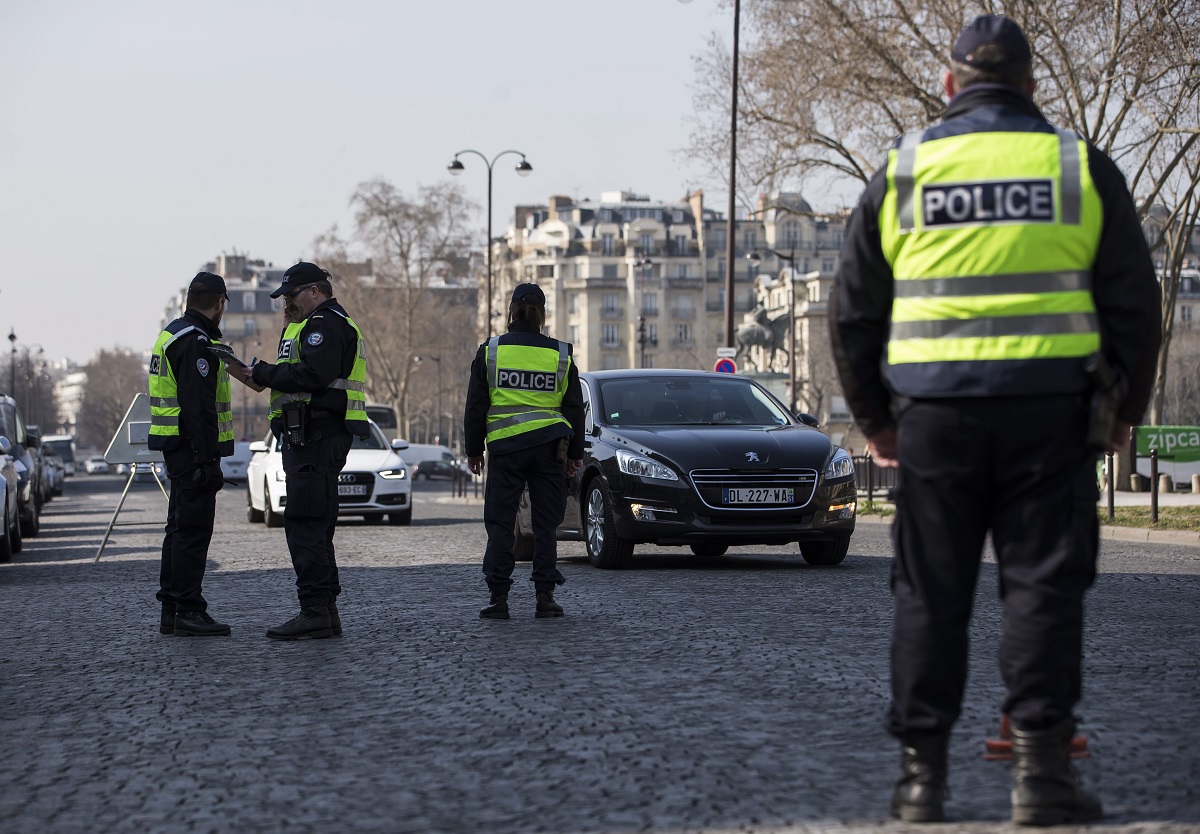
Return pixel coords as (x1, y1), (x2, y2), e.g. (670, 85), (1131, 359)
(674, 234), (689, 255)
(710, 229), (726, 250)
(675, 264), (689, 279)
(647, 323), (658, 344)
(676, 323), (692, 344)
(602, 264), (618, 279)
(242, 291), (255, 311)
(743, 230), (757, 252)
(602, 293), (620, 315)
(782, 221), (799, 249)
(645, 354), (657, 368)
(602, 234), (615, 256)
(643, 292), (658, 315)
(569, 324), (580, 343)
(243, 317), (256, 337)
(822, 257), (835, 272)
(569, 293), (580, 315)
(639, 233), (653, 254)
(601, 324), (620, 347)
(673, 210), (685, 223)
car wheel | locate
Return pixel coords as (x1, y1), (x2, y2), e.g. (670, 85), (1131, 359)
(690, 542), (729, 559)
(264, 481), (283, 528)
(247, 484), (264, 523)
(0, 505), (12, 564)
(799, 534), (850, 566)
(513, 517), (534, 562)
(19, 506), (39, 538)
(389, 508), (412, 526)
(584, 479), (633, 569)
(362, 514), (384, 525)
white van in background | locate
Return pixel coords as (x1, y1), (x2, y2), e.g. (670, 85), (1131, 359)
(401, 444), (465, 480)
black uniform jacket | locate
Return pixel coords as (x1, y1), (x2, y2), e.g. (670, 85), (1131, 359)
(464, 320), (586, 459)
(831, 84), (1161, 438)
(251, 298), (369, 437)
(149, 309), (231, 463)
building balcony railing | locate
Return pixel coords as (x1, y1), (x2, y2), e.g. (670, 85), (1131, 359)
(600, 307), (624, 319)
(600, 339), (623, 349)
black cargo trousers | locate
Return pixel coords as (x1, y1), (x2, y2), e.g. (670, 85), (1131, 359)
(886, 395), (1099, 742)
(158, 444), (223, 614)
(281, 426), (354, 609)
(482, 440), (568, 593)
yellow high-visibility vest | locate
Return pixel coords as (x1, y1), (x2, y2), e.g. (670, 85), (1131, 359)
(484, 337), (571, 446)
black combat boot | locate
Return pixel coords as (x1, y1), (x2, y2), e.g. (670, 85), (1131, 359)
(328, 602), (342, 636)
(266, 606), (335, 640)
(890, 733), (949, 822)
(160, 609), (176, 635)
(535, 590), (564, 619)
(1010, 718), (1102, 826)
(480, 591), (509, 620)
(173, 610), (232, 637)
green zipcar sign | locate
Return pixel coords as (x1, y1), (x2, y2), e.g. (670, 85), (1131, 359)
(1135, 426), (1200, 461)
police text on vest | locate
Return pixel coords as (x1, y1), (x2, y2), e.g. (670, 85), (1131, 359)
(922, 180), (1054, 227)
(497, 369), (556, 391)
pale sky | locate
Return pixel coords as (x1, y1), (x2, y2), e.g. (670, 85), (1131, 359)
(0, 0), (749, 365)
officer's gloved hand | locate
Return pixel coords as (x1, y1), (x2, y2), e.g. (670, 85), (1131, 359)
(191, 460), (225, 492)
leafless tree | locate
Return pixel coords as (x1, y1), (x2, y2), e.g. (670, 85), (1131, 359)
(76, 350), (147, 449)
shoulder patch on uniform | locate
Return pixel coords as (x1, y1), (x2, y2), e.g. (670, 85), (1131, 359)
(196, 358), (210, 377)
(149, 355), (161, 375)
(307, 332), (324, 346)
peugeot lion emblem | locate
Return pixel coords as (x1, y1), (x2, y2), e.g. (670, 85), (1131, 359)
(745, 452), (760, 462)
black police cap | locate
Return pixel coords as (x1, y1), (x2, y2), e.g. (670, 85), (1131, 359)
(189, 271), (229, 299)
(511, 283), (546, 306)
(951, 14), (1032, 70)
(270, 261), (331, 298)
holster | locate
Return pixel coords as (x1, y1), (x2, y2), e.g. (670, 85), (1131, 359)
(555, 436), (568, 463)
(1083, 353), (1126, 453)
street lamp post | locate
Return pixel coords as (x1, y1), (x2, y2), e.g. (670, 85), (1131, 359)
(447, 150), (534, 339)
(7, 329), (16, 397)
(678, 0), (740, 348)
(413, 355), (443, 444)
(635, 256), (656, 368)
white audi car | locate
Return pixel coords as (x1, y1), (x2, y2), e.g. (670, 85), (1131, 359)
(246, 422), (413, 526)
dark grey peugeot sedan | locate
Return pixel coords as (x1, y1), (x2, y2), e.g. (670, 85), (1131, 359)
(515, 369), (857, 568)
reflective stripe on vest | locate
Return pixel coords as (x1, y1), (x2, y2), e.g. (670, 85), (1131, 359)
(268, 322), (309, 421)
(149, 323), (234, 446)
(878, 127), (1102, 393)
(484, 337), (571, 445)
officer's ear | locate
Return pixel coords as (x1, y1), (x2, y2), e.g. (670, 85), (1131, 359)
(943, 70), (958, 100)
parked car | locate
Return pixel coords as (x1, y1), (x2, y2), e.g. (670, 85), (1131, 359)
(132, 461), (166, 483)
(84, 456), (110, 475)
(246, 421), (413, 526)
(401, 444), (461, 480)
(26, 426), (56, 505)
(221, 441), (254, 483)
(0, 396), (41, 538)
(411, 456), (470, 481)
(515, 369), (857, 568)
(41, 434), (77, 477)
(42, 445), (66, 497)
(0, 436), (23, 561)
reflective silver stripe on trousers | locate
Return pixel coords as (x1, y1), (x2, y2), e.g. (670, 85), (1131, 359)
(346, 400), (366, 412)
(894, 130), (925, 234)
(217, 420), (235, 434)
(327, 378), (365, 392)
(487, 409), (566, 432)
(151, 416), (180, 427)
(151, 397), (179, 408)
(486, 337), (569, 389)
(892, 270), (1092, 298)
(1057, 129), (1081, 225)
(890, 311), (1098, 340)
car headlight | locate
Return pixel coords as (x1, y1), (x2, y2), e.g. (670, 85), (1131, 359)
(616, 449), (679, 481)
(824, 448), (854, 480)
(274, 470), (287, 482)
(379, 468), (407, 480)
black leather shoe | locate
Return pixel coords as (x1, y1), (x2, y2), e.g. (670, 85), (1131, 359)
(160, 610), (176, 635)
(480, 592), (509, 620)
(328, 602), (342, 636)
(535, 591), (564, 619)
(174, 611), (231, 637)
(266, 607), (334, 640)
(890, 734), (949, 822)
(1011, 719), (1102, 826)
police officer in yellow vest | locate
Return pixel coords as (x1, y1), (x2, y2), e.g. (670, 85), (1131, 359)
(831, 15), (1160, 825)
(227, 262), (369, 640)
(464, 283), (585, 619)
(148, 271), (236, 637)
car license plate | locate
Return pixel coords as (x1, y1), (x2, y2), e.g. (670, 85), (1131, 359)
(338, 485), (367, 496)
(723, 487), (793, 504)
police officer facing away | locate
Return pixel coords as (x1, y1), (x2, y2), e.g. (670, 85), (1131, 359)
(226, 262), (369, 639)
(464, 283), (584, 619)
(148, 272), (235, 637)
(830, 15), (1160, 825)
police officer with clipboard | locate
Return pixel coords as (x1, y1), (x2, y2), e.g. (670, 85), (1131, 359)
(830, 15), (1160, 825)
(225, 262), (369, 640)
(464, 283), (584, 619)
(148, 271), (235, 637)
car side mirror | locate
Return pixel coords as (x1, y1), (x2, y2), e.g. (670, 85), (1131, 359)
(391, 439), (409, 451)
(795, 412), (820, 427)
(0, 436), (10, 455)
(248, 441), (268, 453)
(25, 427), (41, 447)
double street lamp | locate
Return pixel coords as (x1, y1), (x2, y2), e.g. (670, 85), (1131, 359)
(447, 150), (534, 339)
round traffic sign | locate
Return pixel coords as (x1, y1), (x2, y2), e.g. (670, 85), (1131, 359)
(714, 357), (737, 374)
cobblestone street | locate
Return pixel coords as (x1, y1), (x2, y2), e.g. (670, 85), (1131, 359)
(1, 476), (1197, 833)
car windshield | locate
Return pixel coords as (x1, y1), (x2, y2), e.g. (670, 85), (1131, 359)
(350, 424), (388, 451)
(596, 376), (791, 427)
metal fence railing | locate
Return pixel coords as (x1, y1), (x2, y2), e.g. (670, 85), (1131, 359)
(853, 455), (897, 504)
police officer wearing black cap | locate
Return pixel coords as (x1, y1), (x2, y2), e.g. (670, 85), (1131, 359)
(831, 14), (1160, 825)
(226, 262), (370, 639)
(464, 282), (585, 619)
(148, 272), (235, 637)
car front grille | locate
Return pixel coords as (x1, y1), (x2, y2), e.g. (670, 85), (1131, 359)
(338, 471), (375, 503)
(689, 468), (819, 510)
